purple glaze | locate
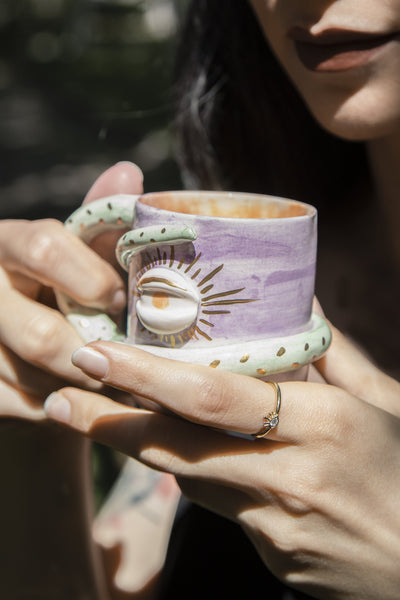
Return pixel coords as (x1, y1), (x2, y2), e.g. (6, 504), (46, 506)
(128, 192), (317, 348)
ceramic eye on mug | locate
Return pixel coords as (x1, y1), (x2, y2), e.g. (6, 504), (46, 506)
(135, 267), (200, 335)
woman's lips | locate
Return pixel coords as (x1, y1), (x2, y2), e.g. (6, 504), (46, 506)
(289, 28), (400, 72)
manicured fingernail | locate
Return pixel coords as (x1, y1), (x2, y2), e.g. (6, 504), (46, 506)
(110, 289), (126, 313)
(44, 393), (71, 423)
(72, 347), (109, 379)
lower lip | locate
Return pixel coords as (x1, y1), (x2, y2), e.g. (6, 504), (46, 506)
(295, 33), (400, 72)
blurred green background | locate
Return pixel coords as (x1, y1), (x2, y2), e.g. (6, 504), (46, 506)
(0, 0), (188, 504)
(0, 0), (187, 221)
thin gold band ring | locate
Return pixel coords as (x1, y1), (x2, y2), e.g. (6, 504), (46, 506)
(252, 381), (281, 439)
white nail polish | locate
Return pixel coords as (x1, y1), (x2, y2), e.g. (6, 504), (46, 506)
(72, 347), (109, 379)
(44, 393), (71, 424)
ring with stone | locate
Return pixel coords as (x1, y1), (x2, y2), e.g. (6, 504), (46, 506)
(252, 381), (281, 439)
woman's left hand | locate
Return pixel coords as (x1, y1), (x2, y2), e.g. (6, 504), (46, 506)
(44, 325), (400, 600)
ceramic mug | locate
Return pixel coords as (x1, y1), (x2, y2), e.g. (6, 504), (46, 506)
(58, 191), (331, 379)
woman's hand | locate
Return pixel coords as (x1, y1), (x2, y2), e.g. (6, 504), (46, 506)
(44, 324), (400, 600)
(0, 163), (146, 599)
(0, 161), (143, 421)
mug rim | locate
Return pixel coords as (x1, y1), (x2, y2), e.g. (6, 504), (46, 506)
(137, 190), (316, 221)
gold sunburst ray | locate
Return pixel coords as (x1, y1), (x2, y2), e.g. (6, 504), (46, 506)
(191, 268), (201, 280)
(202, 298), (257, 307)
(199, 319), (214, 328)
(169, 245), (175, 267)
(195, 326), (212, 341)
(201, 288), (245, 302)
(197, 263), (224, 287)
(177, 256), (185, 269)
(200, 284), (214, 295)
(184, 252), (202, 274)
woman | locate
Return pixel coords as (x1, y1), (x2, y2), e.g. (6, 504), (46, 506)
(1, 0), (399, 598)
(47, 1), (400, 598)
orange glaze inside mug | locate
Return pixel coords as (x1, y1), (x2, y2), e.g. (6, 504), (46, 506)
(140, 191), (313, 219)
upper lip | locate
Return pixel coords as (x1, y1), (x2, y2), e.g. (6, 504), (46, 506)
(288, 26), (398, 45)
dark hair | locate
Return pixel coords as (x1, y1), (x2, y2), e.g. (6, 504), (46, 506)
(174, 0), (368, 212)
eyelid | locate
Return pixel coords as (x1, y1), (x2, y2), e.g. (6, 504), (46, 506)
(138, 277), (192, 298)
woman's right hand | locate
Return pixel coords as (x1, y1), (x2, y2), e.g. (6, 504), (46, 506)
(0, 161), (143, 422)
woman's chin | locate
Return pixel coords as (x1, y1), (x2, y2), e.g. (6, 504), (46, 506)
(313, 110), (400, 142)
(309, 95), (400, 142)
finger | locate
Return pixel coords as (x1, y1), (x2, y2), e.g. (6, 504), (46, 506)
(0, 267), (41, 300)
(44, 386), (265, 490)
(82, 162), (144, 267)
(70, 341), (333, 443)
(83, 161), (143, 204)
(0, 378), (45, 421)
(0, 344), (70, 397)
(0, 219), (126, 313)
(314, 321), (400, 414)
(176, 477), (252, 522)
(0, 288), (103, 390)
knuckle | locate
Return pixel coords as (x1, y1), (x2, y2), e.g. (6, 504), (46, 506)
(259, 520), (309, 581)
(273, 524), (303, 557)
(23, 312), (65, 364)
(192, 372), (232, 425)
(277, 473), (316, 515)
(25, 220), (64, 272)
(312, 386), (353, 444)
(273, 463), (325, 514)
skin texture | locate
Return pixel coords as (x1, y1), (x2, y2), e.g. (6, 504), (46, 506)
(43, 1), (400, 594)
(0, 162), (145, 598)
(3, 2), (400, 599)
(249, 0), (400, 140)
(0, 162), (142, 420)
(45, 324), (400, 600)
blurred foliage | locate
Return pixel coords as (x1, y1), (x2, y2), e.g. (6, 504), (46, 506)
(0, 0), (188, 503)
(0, 0), (187, 219)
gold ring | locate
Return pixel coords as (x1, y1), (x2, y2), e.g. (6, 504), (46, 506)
(252, 381), (281, 439)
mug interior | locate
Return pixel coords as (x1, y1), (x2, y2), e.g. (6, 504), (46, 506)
(139, 191), (315, 219)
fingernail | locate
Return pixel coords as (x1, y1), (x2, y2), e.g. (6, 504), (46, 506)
(110, 289), (126, 313)
(44, 392), (71, 424)
(72, 347), (109, 379)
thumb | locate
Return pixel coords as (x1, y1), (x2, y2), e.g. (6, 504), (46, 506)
(83, 161), (144, 204)
(81, 161), (144, 266)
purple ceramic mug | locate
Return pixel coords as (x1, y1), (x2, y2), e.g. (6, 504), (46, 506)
(60, 191), (331, 379)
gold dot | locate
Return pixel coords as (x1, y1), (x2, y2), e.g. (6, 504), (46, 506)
(209, 360), (220, 368)
(161, 228), (166, 233)
(257, 368), (267, 375)
(322, 337), (326, 345)
(292, 362), (300, 368)
(277, 347), (286, 357)
(240, 354), (250, 363)
(304, 343), (309, 351)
